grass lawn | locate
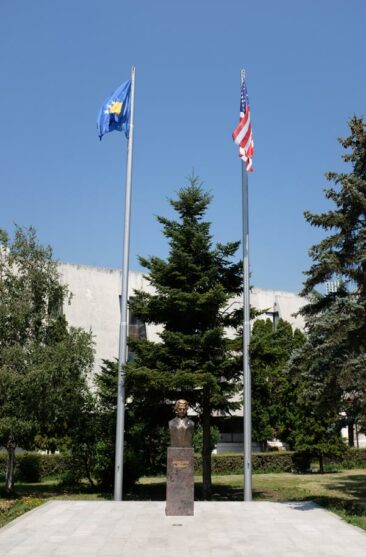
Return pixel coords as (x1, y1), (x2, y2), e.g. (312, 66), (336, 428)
(1, 470), (366, 530)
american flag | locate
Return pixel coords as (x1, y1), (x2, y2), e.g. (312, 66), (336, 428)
(232, 77), (254, 172)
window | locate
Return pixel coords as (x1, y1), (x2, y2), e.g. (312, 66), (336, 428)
(127, 298), (146, 362)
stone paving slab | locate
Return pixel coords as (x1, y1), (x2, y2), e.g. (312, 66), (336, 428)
(0, 500), (365, 556)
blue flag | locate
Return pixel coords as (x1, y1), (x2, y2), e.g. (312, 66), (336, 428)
(97, 79), (131, 140)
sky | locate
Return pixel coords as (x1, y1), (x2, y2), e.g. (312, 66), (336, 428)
(1, 0), (365, 293)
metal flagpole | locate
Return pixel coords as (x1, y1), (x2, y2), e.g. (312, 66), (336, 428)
(114, 65), (136, 502)
(241, 68), (252, 502)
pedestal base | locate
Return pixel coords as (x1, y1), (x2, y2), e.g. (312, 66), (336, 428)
(165, 447), (194, 516)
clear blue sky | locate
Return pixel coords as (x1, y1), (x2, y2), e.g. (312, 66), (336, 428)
(1, 1), (365, 293)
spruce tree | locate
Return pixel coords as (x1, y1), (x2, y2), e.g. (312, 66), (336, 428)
(126, 178), (242, 499)
(250, 318), (305, 449)
(289, 117), (366, 458)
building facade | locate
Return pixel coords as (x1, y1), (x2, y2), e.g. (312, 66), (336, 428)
(59, 262), (306, 372)
(59, 262), (365, 450)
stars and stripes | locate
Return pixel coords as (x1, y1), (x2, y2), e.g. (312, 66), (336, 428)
(232, 78), (254, 172)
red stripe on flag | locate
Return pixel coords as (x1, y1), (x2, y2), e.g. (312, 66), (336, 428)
(239, 123), (252, 151)
(232, 82), (254, 172)
(232, 110), (249, 143)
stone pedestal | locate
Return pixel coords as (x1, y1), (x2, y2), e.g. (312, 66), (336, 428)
(166, 447), (194, 516)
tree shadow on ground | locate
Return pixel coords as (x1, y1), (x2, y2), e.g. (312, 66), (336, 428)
(310, 496), (365, 516)
(129, 480), (266, 502)
(0, 481), (110, 501)
(310, 473), (366, 516)
(321, 473), (366, 500)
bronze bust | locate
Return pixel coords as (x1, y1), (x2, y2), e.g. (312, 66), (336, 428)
(169, 399), (194, 447)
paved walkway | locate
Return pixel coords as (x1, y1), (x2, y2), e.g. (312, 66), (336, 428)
(0, 500), (365, 556)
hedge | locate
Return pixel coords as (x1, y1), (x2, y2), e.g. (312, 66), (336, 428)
(327, 447), (366, 470)
(194, 451), (294, 475)
(0, 452), (66, 483)
(1, 447), (366, 483)
(194, 448), (366, 475)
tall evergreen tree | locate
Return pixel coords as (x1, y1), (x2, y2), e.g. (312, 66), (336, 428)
(250, 318), (305, 449)
(126, 178), (243, 499)
(288, 117), (366, 459)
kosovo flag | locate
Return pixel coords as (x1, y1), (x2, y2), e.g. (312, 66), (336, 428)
(97, 79), (131, 140)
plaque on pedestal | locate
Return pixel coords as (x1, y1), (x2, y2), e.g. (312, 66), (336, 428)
(166, 447), (194, 516)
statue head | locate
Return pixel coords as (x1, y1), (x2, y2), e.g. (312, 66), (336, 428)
(174, 399), (188, 419)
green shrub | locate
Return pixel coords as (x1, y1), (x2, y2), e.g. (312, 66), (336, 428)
(93, 440), (143, 493)
(0, 451), (66, 484)
(192, 426), (220, 454)
(252, 452), (294, 473)
(1, 447), (365, 485)
(194, 451), (294, 475)
(325, 447), (366, 470)
(292, 451), (312, 473)
(93, 440), (114, 489)
(123, 448), (145, 492)
(0, 452), (6, 482)
(59, 453), (86, 488)
(17, 453), (42, 482)
(38, 454), (66, 478)
(193, 448), (366, 475)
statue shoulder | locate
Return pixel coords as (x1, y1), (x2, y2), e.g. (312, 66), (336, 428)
(169, 417), (178, 428)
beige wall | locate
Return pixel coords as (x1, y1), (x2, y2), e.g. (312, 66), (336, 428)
(59, 262), (306, 374)
(59, 262), (364, 450)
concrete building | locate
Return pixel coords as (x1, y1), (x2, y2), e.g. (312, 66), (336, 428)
(59, 263), (162, 372)
(58, 262), (307, 452)
(59, 262), (366, 450)
(59, 262), (306, 372)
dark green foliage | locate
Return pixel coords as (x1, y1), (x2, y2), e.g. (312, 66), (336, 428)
(251, 452), (294, 474)
(37, 454), (66, 478)
(60, 450), (92, 488)
(0, 227), (94, 492)
(58, 388), (98, 488)
(194, 448), (366, 475)
(194, 452), (294, 475)
(301, 117), (366, 418)
(93, 360), (147, 492)
(126, 178), (243, 499)
(291, 452), (312, 473)
(288, 117), (366, 469)
(15, 453), (42, 483)
(1, 448), (365, 485)
(93, 439), (114, 489)
(0, 452), (66, 482)
(290, 391), (348, 472)
(250, 318), (305, 447)
(192, 426), (220, 454)
(92, 438), (145, 492)
(335, 447), (366, 470)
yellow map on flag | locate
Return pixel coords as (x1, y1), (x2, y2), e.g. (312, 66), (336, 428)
(108, 101), (123, 115)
